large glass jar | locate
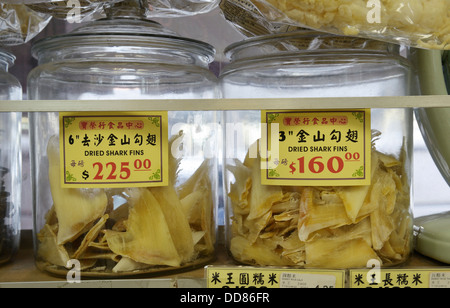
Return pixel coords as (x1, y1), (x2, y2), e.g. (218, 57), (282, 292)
(27, 6), (219, 277)
(0, 49), (22, 265)
(221, 32), (415, 269)
(415, 50), (449, 187)
(444, 51), (449, 92)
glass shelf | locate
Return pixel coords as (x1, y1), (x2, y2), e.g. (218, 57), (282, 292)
(0, 96), (449, 112)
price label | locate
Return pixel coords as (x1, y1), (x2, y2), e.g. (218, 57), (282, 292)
(206, 266), (345, 288)
(430, 272), (450, 288)
(60, 112), (169, 188)
(261, 110), (371, 186)
(280, 272), (336, 288)
(350, 269), (450, 288)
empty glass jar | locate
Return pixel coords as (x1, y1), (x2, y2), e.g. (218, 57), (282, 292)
(415, 49), (450, 187)
(221, 32), (415, 269)
(444, 51), (449, 92)
(0, 48), (22, 265)
(27, 4), (219, 277)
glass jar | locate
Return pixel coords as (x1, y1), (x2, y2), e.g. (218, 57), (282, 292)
(27, 5), (219, 277)
(444, 51), (449, 92)
(221, 32), (414, 269)
(414, 50), (449, 187)
(0, 49), (22, 265)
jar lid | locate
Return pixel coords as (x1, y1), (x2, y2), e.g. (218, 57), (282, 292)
(32, 14), (215, 65)
(415, 211), (450, 264)
(0, 49), (15, 66)
(225, 31), (398, 63)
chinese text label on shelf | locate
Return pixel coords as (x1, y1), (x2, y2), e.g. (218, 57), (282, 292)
(350, 269), (450, 288)
(59, 112), (169, 188)
(206, 267), (345, 288)
(261, 110), (372, 186)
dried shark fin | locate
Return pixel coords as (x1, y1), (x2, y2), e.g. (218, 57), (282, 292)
(105, 188), (181, 267)
(47, 135), (108, 245)
(149, 186), (195, 263)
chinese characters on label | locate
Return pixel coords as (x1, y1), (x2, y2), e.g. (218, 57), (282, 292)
(206, 267), (345, 288)
(60, 112), (169, 188)
(261, 110), (372, 186)
(208, 267), (450, 288)
(350, 269), (450, 288)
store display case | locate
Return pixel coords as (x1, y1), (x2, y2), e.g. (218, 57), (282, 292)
(0, 48), (22, 266)
(28, 2), (219, 278)
(221, 32), (415, 269)
(0, 0), (449, 288)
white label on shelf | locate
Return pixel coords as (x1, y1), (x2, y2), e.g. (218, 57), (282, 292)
(280, 272), (336, 288)
(430, 272), (450, 288)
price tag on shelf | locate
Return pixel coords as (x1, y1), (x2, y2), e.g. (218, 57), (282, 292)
(350, 268), (450, 288)
(261, 109), (371, 186)
(205, 266), (345, 288)
(59, 111), (169, 188)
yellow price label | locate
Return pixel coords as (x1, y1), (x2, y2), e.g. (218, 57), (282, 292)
(350, 268), (450, 288)
(261, 109), (371, 186)
(206, 266), (346, 288)
(59, 111), (169, 188)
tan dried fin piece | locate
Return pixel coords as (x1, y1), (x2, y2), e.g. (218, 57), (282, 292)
(245, 210), (272, 244)
(150, 186), (195, 263)
(39, 131), (215, 275)
(228, 138), (412, 268)
(305, 237), (380, 269)
(197, 170), (216, 254)
(105, 188), (181, 267)
(336, 151), (380, 222)
(230, 236), (294, 266)
(180, 190), (204, 224)
(47, 135), (108, 245)
(72, 214), (109, 259)
(227, 159), (252, 209)
(112, 257), (151, 273)
(177, 159), (211, 199)
(37, 224), (70, 268)
(80, 252), (120, 263)
(177, 159), (216, 254)
(298, 187), (353, 242)
(247, 156), (284, 220)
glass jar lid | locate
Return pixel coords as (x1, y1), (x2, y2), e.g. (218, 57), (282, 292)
(31, 10), (215, 66)
(0, 49), (15, 71)
(225, 30), (399, 63)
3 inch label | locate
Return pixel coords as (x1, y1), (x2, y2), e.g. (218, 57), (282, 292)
(261, 110), (371, 186)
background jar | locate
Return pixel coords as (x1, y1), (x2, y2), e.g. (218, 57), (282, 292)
(27, 14), (219, 277)
(220, 32), (415, 269)
(0, 49), (22, 265)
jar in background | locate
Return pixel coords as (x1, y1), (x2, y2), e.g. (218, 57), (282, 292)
(0, 49), (22, 265)
(414, 49), (449, 187)
(27, 3), (219, 277)
(444, 51), (449, 92)
(221, 32), (414, 269)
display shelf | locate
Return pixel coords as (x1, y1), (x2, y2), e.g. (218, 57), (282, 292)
(0, 96), (449, 112)
(0, 230), (216, 288)
(0, 229), (449, 288)
(0, 95), (448, 288)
